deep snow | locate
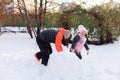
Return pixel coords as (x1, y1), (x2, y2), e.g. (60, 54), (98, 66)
(0, 32), (120, 80)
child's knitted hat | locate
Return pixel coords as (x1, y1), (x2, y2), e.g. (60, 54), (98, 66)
(77, 25), (87, 33)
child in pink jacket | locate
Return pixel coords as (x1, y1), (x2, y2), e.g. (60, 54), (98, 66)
(70, 25), (89, 60)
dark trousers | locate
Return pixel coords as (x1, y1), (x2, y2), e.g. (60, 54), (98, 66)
(75, 51), (82, 60)
(36, 36), (52, 66)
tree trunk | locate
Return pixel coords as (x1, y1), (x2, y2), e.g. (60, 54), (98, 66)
(22, 0), (33, 38)
(17, 0), (33, 38)
(27, 26), (33, 38)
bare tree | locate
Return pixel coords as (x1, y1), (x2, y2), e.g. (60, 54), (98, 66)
(16, 0), (33, 38)
(36, 0), (48, 35)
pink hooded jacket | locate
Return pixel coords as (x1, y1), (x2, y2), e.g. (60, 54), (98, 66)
(71, 25), (87, 53)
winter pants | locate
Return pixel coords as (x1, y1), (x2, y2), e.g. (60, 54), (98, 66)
(36, 36), (52, 66)
(75, 51), (82, 60)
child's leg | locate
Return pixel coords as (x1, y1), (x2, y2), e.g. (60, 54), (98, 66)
(75, 51), (82, 60)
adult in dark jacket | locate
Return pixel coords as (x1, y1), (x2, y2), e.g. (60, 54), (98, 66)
(34, 28), (71, 66)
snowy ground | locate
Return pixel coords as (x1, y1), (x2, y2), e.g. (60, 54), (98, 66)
(0, 32), (120, 80)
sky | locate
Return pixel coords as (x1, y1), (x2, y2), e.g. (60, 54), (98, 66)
(54, 0), (120, 8)
(0, 28), (120, 80)
(12, 0), (120, 12)
(55, 0), (120, 4)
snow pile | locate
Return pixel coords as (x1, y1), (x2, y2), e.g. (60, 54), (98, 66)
(40, 48), (85, 80)
(0, 33), (120, 80)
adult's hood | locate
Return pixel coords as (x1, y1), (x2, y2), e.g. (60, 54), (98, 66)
(58, 28), (71, 39)
(58, 28), (65, 36)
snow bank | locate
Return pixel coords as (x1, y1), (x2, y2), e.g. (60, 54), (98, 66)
(0, 33), (120, 80)
(40, 50), (85, 80)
